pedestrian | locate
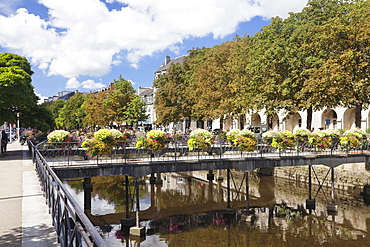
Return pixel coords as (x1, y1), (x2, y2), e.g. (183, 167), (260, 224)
(1, 130), (9, 154)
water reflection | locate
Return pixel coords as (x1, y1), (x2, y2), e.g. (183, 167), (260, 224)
(62, 169), (370, 247)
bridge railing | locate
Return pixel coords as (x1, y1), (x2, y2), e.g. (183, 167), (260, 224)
(29, 140), (108, 247)
(33, 137), (370, 166)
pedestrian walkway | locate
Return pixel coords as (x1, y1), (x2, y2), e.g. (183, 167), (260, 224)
(0, 141), (58, 247)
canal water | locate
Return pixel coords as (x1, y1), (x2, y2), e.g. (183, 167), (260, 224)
(62, 169), (370, 247)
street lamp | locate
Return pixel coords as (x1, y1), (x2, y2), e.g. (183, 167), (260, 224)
(17, 112), (20, 140)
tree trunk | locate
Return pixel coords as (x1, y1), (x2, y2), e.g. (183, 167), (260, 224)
(267, 115), (273, 130)
(220, 116), (224, 131)
(355, 104), (362, 128)
(239, 115), (245, 129)
(306, 107), (313, 131)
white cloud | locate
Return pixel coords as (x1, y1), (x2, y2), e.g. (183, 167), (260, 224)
(35, 92), (47, 104)
(66, 77), (106, 90)
(66, 77), (80, 89)
(0, 0), (308, 84)
(81, 79), (106, 89)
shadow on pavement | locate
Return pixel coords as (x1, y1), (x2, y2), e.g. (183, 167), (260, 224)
(0, 226), (21, 247)
(0, 224), (58, 247)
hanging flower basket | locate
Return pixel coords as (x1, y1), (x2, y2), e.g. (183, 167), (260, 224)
(136, 130), (168, 152)
(227, 129), (257, 152)
(187, 129), (214, 151)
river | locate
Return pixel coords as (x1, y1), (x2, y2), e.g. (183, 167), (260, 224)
(62, 168), (370, 246)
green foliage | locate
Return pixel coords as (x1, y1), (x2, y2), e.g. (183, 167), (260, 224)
(81, 138), (113, 157)
(0, 52), (38, 123)
(103, 75), (137, 124)
(124, 95), (148, 125)
(56, 92), (87, 129)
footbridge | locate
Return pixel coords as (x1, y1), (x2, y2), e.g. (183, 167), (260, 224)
(52, 152), (369, 179)
(29, 139), (370, 246)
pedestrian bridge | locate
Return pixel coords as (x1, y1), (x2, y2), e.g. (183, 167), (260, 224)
(29, 140), (370, 247)
(33, 139), (370, 178)
(50, 152), (369, 179)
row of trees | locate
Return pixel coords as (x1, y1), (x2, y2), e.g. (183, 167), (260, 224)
(154, 0), (370, 131)
(42, 76), (148, 130)
(1, 52), (147, 131)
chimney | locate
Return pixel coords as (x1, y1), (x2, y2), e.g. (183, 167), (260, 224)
(165, 55), (170, 65)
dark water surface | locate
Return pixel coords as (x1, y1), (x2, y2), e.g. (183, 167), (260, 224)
(62, 169), (370, 246)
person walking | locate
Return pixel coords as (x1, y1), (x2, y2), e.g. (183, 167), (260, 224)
(1, 130), (9, 154)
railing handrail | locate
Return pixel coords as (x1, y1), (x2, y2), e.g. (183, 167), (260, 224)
(29, 140), (108, 247)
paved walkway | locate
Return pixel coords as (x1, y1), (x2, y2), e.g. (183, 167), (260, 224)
(0, 141), (58, 246)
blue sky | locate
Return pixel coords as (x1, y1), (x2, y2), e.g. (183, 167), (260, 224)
(0, 0), (308, 101)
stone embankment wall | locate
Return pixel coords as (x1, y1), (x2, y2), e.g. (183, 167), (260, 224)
(261, 163), (370, 194)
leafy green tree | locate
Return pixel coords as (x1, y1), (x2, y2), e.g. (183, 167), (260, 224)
(20, 104), (54, 132)
(246, 17), (290, 124)
(83, 91), (112, 127)
(307, 0), (370, 127)
(282, 0), (353, 129)
(103, 75), (137, 125)
(154, 62), (192, 126)
(56, 92), (87, 129)
(190, 43), (238, 121)
(124, 95), (148, 125)
(0, 52), (38, 123)
(42, 99), (65, 128)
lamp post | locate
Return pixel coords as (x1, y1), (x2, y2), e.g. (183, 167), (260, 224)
(17, 113), (20, 141)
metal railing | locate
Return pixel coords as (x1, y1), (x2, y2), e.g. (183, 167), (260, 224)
(29, 140), (108, 247)
(33, 137), (370, 167)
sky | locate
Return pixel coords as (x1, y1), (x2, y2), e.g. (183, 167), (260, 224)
(0, 0), (309, 102)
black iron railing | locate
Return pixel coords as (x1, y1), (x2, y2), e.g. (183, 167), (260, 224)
(33, 137), (370, 166)
(29, 140), (108, 247)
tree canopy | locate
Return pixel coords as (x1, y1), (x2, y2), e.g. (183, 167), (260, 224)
(0, 52), (38, 123)
(153, 0), (370, 129)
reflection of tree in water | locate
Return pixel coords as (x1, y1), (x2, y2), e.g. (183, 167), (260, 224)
(62, 178), (84, 194)
(147, 209), (370, 247)
(159, 181), (208, 208)
(91, 175), (146, 213)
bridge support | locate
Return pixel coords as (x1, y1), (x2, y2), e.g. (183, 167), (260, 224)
(327, 167), (337, 215)
(241, 171), (253, 224)
(216, 170), (224, 181)
(83, 177), (92, 212)
(306, 165), (316, 210)
(149, 173), (156, 184)
(156, 173), (163, 185)
(130, 177), (145, 237)
(207, 170), (214, 181)
(245, 172), (249, 215)
(121, 175), (135, 229)
(224, 169), (236, 217)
